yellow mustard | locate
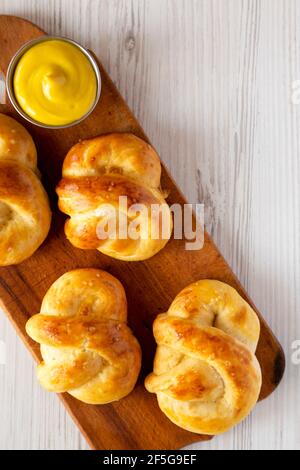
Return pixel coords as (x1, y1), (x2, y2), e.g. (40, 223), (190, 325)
(13, 39), (97, 126)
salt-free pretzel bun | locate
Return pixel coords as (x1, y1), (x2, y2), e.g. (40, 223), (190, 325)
(26, 269), (142, 404)
(145, 280), (262, 435)
(56, 133), (172, 261)
(0, 114), (51, 266)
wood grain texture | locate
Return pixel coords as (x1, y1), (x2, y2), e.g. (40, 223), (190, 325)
(0, 13), (283, 450)
(0, 0), (298, 450)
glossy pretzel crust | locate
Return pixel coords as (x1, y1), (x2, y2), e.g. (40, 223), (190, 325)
(56, 133), (172, 261)
(26, 269), (142, 405)
(0, 114), (51, 266)
(145, 280), (262, 435)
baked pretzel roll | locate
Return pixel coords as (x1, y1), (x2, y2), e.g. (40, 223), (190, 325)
(26, 269), (141, 404)
(56, 133), (172, 261)
(145, 280), (262, 435)
(0, 114), (51, 266)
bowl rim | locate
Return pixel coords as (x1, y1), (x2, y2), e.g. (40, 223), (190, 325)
(6, 35), (102, 129)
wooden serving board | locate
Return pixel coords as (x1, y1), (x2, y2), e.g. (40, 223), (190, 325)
(0, 15), (285, 450)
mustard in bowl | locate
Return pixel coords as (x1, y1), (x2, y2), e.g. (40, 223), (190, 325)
(6, 37), (101, 129)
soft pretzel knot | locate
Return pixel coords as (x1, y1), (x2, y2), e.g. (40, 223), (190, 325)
(145, 280), (262, 435)
(0, 114), (51, 266)
(26, 269), (141, 404)
(56, 133), (172, 261)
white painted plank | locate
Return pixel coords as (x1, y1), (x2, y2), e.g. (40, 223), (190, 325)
(0, 0), (299, 450)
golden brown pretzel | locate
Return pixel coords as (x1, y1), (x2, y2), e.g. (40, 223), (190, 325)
(145, 280), (262, 435)
(0, 114), (51, 266)
(56, 133), (172, 261)
(26, 269), (142, 404)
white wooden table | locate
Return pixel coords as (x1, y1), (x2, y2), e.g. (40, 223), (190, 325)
(0, 0), (299, 450)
